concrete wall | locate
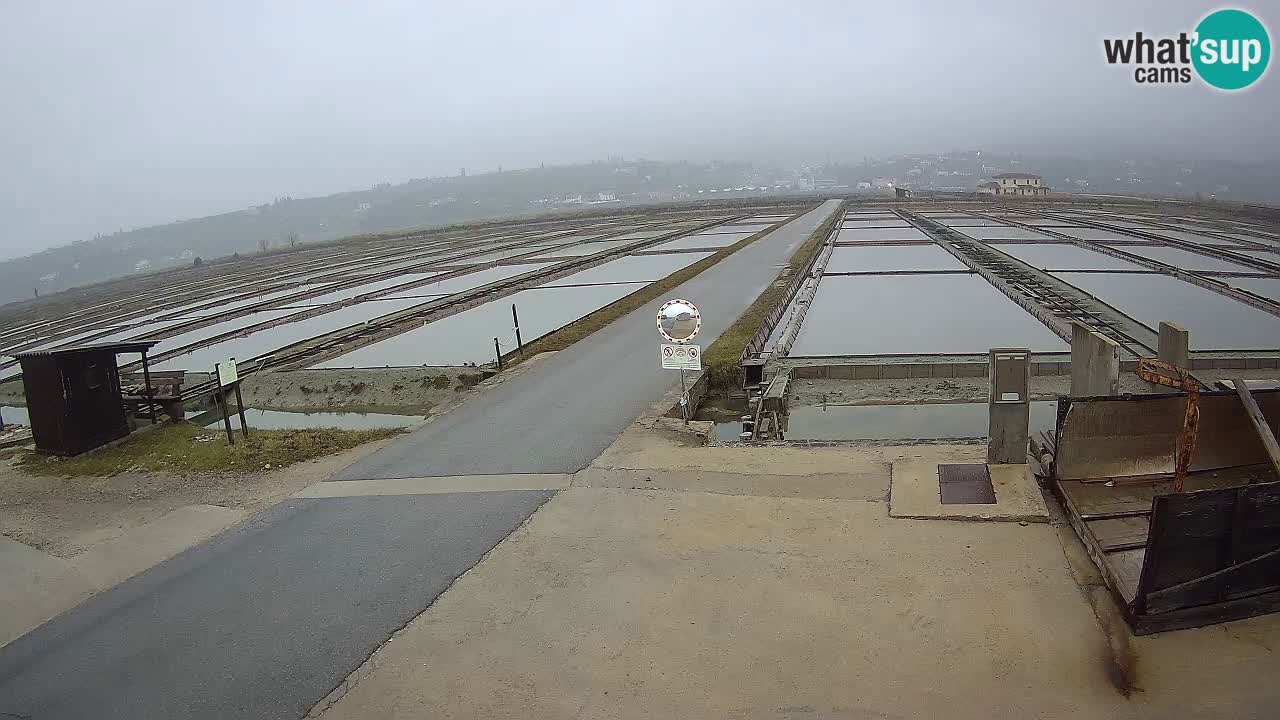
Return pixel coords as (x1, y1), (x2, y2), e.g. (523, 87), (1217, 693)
(787, 355), (1280, 382)
(1158, 321), (1191, 368)
(1070, 324), (1120, 396)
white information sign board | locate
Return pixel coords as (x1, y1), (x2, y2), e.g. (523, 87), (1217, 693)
(215, 358), (239, 388)
(660, 343), (702, 371)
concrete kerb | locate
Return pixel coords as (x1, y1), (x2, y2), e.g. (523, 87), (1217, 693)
(572, 466), (888, 501)
(295, 474), (572, 498)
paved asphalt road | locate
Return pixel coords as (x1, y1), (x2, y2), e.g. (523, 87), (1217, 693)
(0, 199), (840, 720)
(337, 199), (842, 479)
(0, 492), (553, 719)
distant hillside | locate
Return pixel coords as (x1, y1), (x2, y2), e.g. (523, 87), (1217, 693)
(821, 151), (1280, 205)
(0, 159), (790, 306)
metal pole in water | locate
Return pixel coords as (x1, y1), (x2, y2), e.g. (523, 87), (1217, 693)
(494, 337), (503, 369)
(512, 304), (523, 357)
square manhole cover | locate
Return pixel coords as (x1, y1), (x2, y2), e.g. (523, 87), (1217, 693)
(938, 463), (996, 505)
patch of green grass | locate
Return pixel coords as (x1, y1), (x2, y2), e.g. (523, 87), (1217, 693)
(509, 211), (812, 362)
(701, 204), (845, 390)
(17, 421), (401, 478)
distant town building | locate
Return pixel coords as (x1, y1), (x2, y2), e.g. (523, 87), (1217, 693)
(991, 172), (1050, 197)
(856, 181), (872, 190)
(134, 259), (151, 272)
(977, 181), (1000, 195)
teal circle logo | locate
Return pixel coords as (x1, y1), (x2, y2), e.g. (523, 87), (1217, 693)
(1192, 9), (1270, 90)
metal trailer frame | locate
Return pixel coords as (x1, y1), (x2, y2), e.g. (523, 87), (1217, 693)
(1050, 389), (1280, 634)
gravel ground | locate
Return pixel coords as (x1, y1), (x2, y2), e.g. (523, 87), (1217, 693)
(0, 437), (395, 557)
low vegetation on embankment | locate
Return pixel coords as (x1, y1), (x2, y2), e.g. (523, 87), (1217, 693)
(508, 210), (813, 361)
(701, 203), (844, 390)
(242, 367), (486, 415)
(15, 421), (401, 478)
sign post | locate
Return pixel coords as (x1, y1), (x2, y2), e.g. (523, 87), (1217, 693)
(657, 299), (703, 424)
(214, 358), (248, 444)
(512, 303), (523, 357)
(233, 383), (249, 440)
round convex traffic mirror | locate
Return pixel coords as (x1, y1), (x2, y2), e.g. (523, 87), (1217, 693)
(657, 299), (701, 343)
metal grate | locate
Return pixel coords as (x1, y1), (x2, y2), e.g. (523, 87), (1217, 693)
(938, 463), (997, 504)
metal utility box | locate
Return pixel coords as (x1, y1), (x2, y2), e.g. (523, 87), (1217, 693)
(988, 347), (1030, 464)
(990, 348), (1030, 404)
(10, 341), (159, 457)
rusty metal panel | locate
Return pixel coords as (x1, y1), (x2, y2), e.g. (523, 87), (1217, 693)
(1054, 390), (1280, 481)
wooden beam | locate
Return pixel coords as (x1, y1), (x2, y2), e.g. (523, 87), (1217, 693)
(1232, 378), (1280, 479)
(1145, 545), (1280, 604)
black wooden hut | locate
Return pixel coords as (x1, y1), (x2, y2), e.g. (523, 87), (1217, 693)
(9, 341), (159, 456)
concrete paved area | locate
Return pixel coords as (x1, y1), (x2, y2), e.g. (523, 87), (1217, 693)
(0, 491), (552, 720)
(0, 537), (93, 648)
(889, 461), (1049, 522)
(1, 505), (245, 647)
(310, 415), (1279, 719)
(316, 483), (1280, 720)
(334, 199), (842, 480)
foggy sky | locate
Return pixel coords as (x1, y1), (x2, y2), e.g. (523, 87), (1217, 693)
(2, 0), (1276, 260)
